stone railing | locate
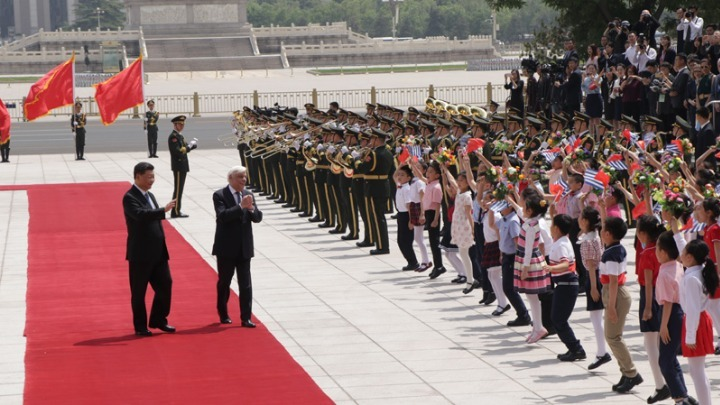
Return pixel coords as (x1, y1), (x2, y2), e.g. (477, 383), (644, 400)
(1, 28), (142, 51)
(252, 22), (350, 37)
(282, 36), (493, 55)
(0, 47), (101, 62)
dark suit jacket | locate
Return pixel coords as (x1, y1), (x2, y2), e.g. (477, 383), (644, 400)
(695, 122), (716, 164)
(655, 48), (676, 66)
(123, 185), (169, 263)
(212, 186), (263, 260)
(168, 130), (191, 172)
(560, 69), (582, 108)
(670, 67), (690, 109)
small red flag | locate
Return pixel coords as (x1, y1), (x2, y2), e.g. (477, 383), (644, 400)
(607, 153), (623, 162)
(0, 97), (10, 145)
(94, 56), (144, 125)
(595, 169), (610, 187)
(397, 146), (410, 163)
(681, 217), (694, 231)
(622, 129), (631, 143)
(636, 140), (646, 150)
(549, 183), (564, 195)
(629, 162), (641, 174)
(466, 138), (485, 154)
(24, 55), (75, 121)
(631, 202), (648, 219)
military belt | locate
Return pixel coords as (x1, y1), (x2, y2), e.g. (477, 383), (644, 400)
(364, 175), (388, 180)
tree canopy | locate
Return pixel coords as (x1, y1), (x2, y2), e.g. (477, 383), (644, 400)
(248, 0), (557, 42)
(73, 0), (125, 31)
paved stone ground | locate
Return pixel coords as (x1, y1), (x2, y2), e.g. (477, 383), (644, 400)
(1, 149), (720, 404)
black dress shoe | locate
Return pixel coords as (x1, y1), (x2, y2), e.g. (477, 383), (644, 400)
(615, 374), (643, 393)
(588, 353), (612, 370)
(298, 212), (312, 217)
(308, 216), (322, 223)
(171, 213), (189, 218)
(318, 222), (333, 228)
(329, 228), (345, 234)
(450, 276), (467, 284)
(370, 249), (389, 255)
(341, 234), (359, 241)
(507, 316), (532, 327)
(290, 207), (303, 212)
(241, 320), (256, 328)
(259, 192), (270, 197)
(647, 385), (671, 404)
(356, 240), (373, 248)
(402, 263), (421, 271)
(220, 317), (233, 324)
(274, 199), (286, 204)
(283, 203), (295, 208)
(492, 304), (511, 316)
(428, 267), (446, 279)
(463, 280), (481, 294)
(557, 349), (587, 362)
(149, 323), (176, 333)
(135, 329), (152, 336)
(483, 292), (497, 306)
(612, 376), (628, 391)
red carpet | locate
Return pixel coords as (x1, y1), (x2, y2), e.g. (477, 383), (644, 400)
(17, 182), (332, 404)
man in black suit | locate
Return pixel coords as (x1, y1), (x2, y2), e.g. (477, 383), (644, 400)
(123, 162), (177, 336)
(694, 107), (716, 167)
(670, 53), (690, 119)
(212, 165), (263, 327)
(168, 115), (197, 218)
(556, 57), (582, 116)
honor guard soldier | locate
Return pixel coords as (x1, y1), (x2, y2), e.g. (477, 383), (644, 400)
(572, 111), (591, 141)
(487, 100), (499, 117)
(168, 115), (197, 218)
(144, 100), (160, 158)
(355, 128), (393, 255)
(641, 115), (664, 153)
(71, 101), (87, 160)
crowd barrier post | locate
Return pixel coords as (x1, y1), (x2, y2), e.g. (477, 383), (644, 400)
(370, 86), (376, 105)
(132, 106), (140, 119)
(486, 82), (492, 104)
(428, 84), (434, 98)
(192, 92), (201, 117)
(311, 88), (318, 106)
(252, 90), (259, 107)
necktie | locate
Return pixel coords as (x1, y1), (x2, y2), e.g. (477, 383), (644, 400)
(235, 191), (241, 206)
(145, 193), (153, 208)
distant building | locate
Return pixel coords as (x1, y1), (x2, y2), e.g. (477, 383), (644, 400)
(0, 0), (79, 40)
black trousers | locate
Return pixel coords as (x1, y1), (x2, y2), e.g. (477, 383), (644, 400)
(551, 274), (582, 352)
(216, 256), (253, 322)
(396, 212), (418, 266)
(367, 194), (389, 251)
(147, 127), (158, 156)
(0, 140), (9, 162)
(502, 253), (528, 318)
(474, 222), (492, 292)
(75, 128), (86, 158)
(172, 170), (187, 216)
(316, 179), (330, 222)
(569, 219), (587, 287)
(658, 303), (688, 399)
(129, 260), (172, 331)
(424, 210), (443, 269)
(352, 179), (369, 242)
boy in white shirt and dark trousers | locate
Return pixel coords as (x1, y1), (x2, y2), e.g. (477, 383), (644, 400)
(545, 214), (586, 361)
(394, 166), (420, 270)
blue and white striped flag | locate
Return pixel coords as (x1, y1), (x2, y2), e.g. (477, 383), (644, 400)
(541, 149), (560, 163)
(490, 200), (510, 212)
(408, 145), (422, 157)
(665, 143), (680, 155)
(583, 169), (604, 190)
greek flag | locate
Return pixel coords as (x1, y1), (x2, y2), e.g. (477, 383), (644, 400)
(408, 145), (422, 157)
(607, 160), (628, 171)
(557, 176), (570, 197)
(490, 200), (510, 212)
(541, 149), (559, 163)
(583, 169), (604, 190)
(689, 221), (707, 234)
(666, 143), (680, 155)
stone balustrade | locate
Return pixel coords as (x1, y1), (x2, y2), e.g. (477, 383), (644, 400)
(252, 22), (350, 37)
(1, 28), (143, 52)
(282, 36), (493, 55)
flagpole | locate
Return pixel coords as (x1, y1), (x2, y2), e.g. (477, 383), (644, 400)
(71, 52), (76, 104)
(139, 54), (145, 107)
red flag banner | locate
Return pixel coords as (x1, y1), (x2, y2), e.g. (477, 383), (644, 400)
(595, 169), (611, 187)
(0, 98), (10, 144)
(24, 55), (75, 121)
(466, 138), (485, 154)
(631, 202), (648, 219)
(94, 56), (144, 126)
(397, 146), (410, 164)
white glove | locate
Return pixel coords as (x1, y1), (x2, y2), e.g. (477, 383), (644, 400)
(327, 145), (336, 154)
(73, 121), (78, 127)
(293, 140), (300, 151)
(351, 151), (360, 159)
(341, 146), (349, 154)
(304, 134), (311, 140)
(317, 144), (325, 152)
(233, 128), (238, 134)
(423, 147), (432, 155)
(303, 140), (312, 147)
(395, 146), (402, 153)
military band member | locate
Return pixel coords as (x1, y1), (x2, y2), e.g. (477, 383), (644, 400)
(355, 128), (393, 255)
(144, 100), (160, 158)
(168, 115), (196, 218)
(71, 101), (87, 160)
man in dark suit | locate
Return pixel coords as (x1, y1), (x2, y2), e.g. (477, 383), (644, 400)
(670, 53), (690, 119)
(212, 165), (263, 327)
(168, 115), (197, 218)
(123, 162), (177, 336)
(694, 107), (716, 167)
(556, 57), (582, 116)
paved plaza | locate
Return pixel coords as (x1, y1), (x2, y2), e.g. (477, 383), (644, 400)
(1, 148), (720, 404)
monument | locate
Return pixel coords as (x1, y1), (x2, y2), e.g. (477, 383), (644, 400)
(124, 0), (250, 36)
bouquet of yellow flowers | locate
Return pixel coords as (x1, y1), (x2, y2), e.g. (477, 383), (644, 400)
(435, 149), (457, 166)
(504, 166), (520, 183)
(652, 184), (689, 217)
(678, 138), (694, 157)
(663, 156), (683, 173)
(600, 164), (620, 184)
(547, 131), (564, 148)
(485, 166), (501, 183)
(564, 148), (588, 165)
(631, 168), (662, 189)
(492, 182), (513, 201)
(702, 183), (717, 199)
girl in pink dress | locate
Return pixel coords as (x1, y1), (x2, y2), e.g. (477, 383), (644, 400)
(515, 193), (550, 343)
(447, 171), (476, 293)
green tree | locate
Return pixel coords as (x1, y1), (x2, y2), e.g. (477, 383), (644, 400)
(73, 0), (125, 31)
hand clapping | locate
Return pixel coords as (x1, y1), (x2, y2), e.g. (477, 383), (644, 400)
(241, 195), (254, 210)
